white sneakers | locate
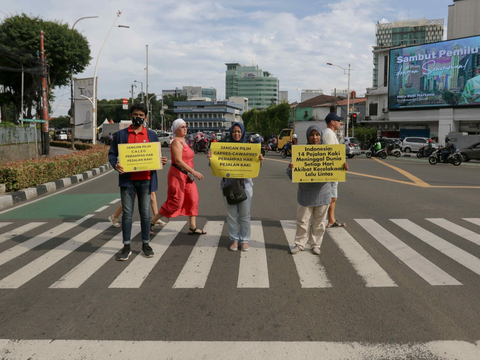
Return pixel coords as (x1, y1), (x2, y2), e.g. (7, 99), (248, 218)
(291, 245), (320, 255)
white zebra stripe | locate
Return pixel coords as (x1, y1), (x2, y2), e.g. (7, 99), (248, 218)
(392, 219), (480, 276)
(356, 219), (462, 286)
(427, 218), (480, 247)
(237, 220), (269, 288)
(0, 221), (111, 289)
(280, 220), (331, 288)
(109, 221), (187, 289)
(50, 223), (141, 289)
(173, 221), (223, 289)
(328, 227), (397, 287)
(0, 222), (46, 245)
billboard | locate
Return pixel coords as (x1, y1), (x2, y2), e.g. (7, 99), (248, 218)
(74, 77), (97, 140)
(388, 35), (480, 110)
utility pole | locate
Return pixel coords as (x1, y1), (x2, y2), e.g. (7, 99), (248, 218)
(40, 30), (50, 156)
(146, 45), (150, 127)
(131, 84), (135, 105)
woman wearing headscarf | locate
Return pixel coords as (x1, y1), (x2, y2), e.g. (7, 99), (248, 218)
(151, 119), (207, 235)
(207, 122), (263, 251)
(286, 124), (331, 255)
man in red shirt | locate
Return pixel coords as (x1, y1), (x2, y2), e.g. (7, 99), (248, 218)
(108, 103), (168, 261)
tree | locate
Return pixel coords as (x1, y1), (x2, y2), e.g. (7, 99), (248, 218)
(0, 14), (91, 122)
(242, 103), (290, 137)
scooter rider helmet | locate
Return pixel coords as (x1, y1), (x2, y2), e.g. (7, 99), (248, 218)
(445, 136), (451, 142)
(293, 134), (298, 139)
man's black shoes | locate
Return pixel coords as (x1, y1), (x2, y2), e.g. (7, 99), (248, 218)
(116, 244), (132, 261)
(142, 243), (154, 258)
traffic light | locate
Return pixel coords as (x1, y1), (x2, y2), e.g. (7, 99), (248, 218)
(352, 113), (358, 123)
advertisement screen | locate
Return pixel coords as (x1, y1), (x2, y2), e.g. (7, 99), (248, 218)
(388, 35), (480, 109)
(74, 77), (97, 140)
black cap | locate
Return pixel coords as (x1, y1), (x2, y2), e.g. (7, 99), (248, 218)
(325, 112), (344, 123)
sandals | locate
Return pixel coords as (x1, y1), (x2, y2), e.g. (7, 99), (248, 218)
(188, 227), (207, 235)
(150, 223), (155, 235)
(327, 220), (346, 228)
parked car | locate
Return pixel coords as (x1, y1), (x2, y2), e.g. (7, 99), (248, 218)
(156, 131), (174, 147)
(344, 137), (361, 158)
(401, 137), (438, 153)
(53, 130), (67, 141)
(459, 142), (480, 162)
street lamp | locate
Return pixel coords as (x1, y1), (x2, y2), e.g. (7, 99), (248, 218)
(327, 62), (354, 137)
(70, 16), (99, 150)
(134, 80), (144, 103)
(91, 11), (129, 145)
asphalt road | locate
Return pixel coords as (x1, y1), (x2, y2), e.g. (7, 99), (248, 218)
(0, 151), (479, 359)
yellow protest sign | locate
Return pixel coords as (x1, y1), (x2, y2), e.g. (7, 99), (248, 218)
(291, 144), (346, 183)
(209, 142), (261, 178)
(118, 142), (162, 173)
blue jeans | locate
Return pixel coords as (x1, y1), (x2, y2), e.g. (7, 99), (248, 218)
(120, 180), (151, 245)
(223, 187), (253, 244)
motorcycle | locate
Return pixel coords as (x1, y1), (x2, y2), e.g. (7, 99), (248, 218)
(428, 148), (462, 166)
(416, 145), (435, 158)
(193, 140), (209, 154)
(365, 146), (387, 159)
(261, 142), (276, 156)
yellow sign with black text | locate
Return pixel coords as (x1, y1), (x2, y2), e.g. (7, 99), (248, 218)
(291, 144), (346, 183)
(209, 142), (261, 178)
(118, 142), (162, 173)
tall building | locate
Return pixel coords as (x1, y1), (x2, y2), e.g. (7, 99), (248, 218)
(225, 63), (279, 110)
(448, 0), (480, 40)
(162, 86), (217, 100)
(373, 19), (444, 87)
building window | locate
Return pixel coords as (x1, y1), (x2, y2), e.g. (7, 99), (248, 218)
(369, 103), (378, 116)
(383, 55), (388, 88)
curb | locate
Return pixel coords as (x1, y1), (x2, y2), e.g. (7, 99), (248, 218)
(0, 163), (112, 211)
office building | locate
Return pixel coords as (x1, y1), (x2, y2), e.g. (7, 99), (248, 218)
(373, 19), (444, 87)
(448, 0), (480, 40)
(174, 99), (244, 133)
(225, 63), (279, 110)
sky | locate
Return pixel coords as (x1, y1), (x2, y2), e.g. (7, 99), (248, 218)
(2, 0), (454, 117)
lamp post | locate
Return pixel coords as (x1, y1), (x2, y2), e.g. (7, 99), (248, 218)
(327, 62), (353, 137)
(70, 16), (99, 150)
(91, 11), (129, 145)
(134, 80), (144, 103)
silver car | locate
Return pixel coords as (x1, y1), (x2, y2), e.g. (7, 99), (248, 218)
(344, 137), (361, 158)
(402, 137), (438, 153)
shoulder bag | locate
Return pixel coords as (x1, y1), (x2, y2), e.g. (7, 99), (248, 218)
(222, 179), (247, 205)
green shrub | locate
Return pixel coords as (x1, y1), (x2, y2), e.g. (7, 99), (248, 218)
(0, 145), (109, 192)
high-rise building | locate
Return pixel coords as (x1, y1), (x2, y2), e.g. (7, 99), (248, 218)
(373, 19), (444, 87)
(225, 63), (279, 110)
(448, 0), (480, 40)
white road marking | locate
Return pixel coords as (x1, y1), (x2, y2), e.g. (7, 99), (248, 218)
(0, 339), (479, 360)
(356, 219), (462, 286)
(427, 218), (480, 246)
(94, 206), (109, 213)
(109, 221), (187, 289)
(238, 220), (269, 288)
(0, 221), (110, 289)
(328, 227), (397, 287)
(0, 222), (13, 229)
(280, 220), (331, 288)
(0, 222), (46, 244)
(50, 224), (141, 288)
(173, 221), (223, 288)
(0, 215), (93, 268)
(392, 219), (480, 276)
(109, 198), (121, 204)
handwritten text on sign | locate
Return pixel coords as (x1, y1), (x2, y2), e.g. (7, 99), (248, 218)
(209, 142), (261, 178)
(291, 144), (346, 183)
(118, 142), (162, 173)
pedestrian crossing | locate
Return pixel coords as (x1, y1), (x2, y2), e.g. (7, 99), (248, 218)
(0, 217), (479, 290)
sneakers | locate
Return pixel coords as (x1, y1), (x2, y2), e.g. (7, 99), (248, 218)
(290, 245), (302, 255)
(229, 242), (238, 251)
(116, 244), (131, 261)
(241, 243), (249, 252)
(312, 246), (321, 255)
(108, 215), (121, 228)
(142, 243), (154, 258)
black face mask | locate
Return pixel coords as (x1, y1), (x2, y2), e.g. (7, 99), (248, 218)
(132, 117), (144, 126)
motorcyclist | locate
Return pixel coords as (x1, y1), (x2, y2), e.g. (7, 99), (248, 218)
(441, 136), (455, 161)
(284, 134), (297, 156)
(373, 138), (382, 154)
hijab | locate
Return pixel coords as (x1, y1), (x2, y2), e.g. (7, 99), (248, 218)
(306, 124), (322, 144)
(171, 118), (186, 134)
(228, 122), (246, 143)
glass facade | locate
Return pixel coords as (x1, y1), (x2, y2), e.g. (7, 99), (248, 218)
(225, 63), (279, 110)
